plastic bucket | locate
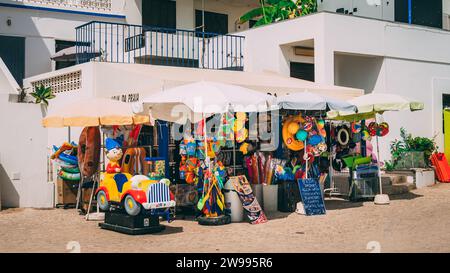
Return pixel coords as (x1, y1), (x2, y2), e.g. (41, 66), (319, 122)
(262, 184), (278, 212)
(224, 181), (244, 223)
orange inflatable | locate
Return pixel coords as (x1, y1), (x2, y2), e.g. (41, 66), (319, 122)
(122, 147), (147, 175)
(77, 127), (101, 177)
(282, 115), (306, 151)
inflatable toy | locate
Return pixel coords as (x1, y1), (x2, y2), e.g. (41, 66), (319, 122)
(317, 142), (328, 154)
(282, 115), (306, 151)
(122, 147), (146, 175)
(368, 122), (378, 137)
(351, 122), (362, 134)
(51, 142), (76, 160)
(303, 117), (314, 132)
(352, 132), (362, 143)
(234, 112), (248, 143)
(361, 129), (371, 141)
(295, 130), (308, 142)
(61, 166), (80, 174)
(58, 169), (81, 181)
(53, 158), (77, 169)
(309, 135), (323, 146)
(59, 153), (78, 165)
(377, 122), (390, 137)
(337, 126), (350, 146)
(78, 127), (101, 177)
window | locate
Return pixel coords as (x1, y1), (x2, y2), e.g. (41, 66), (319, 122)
(0, 35), (25, 86)
(142, 0), (176, 29)
(55, 40), (77, 70)
(195, 10), (228, 34)
(290, 62), (315, 82)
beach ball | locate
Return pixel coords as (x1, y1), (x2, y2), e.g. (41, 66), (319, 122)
(288, 122), (301, 135)
(303, 119), (314, 132)
(351, 122), (362, 134)
(309, 135), (323, 146)
(296, 130), (308, 141)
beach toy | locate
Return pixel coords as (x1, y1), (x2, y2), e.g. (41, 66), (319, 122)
(351, 122), (362, 134)
(352, 132), (362, 143)
(282, 115), (306, 151)
(337, 127), (350, 146)
(295, 130), (308, 141)
(309, 135), (323, 146)
(303, 117), (314, 132)
(377, 122), (390, 137)
(318, 127), (327, 138)
(317, 142), (328, 154)
(235, 128), (248, 143)
(361, 129), (371, 141)
(58, 170), (81, 181)
(51, 142), (76, 160)
(78, 127), (101, 177)
(179, 142), (187, 155)
(186, 140), (197, 156)
(368, 122), (378, 137)
(185, 171), (195, 184)
(288, 122), (300, 135)
(59, 153), (78, 165)
(61, 166), (80, 174)
(186, 157), (198, 172)
(239, 142), (251, 155)
(317, 119), (325, 129)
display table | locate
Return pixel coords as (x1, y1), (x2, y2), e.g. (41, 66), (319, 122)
(99, 210), (165, 235)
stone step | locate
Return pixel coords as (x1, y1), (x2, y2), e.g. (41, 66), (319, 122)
(383, 182), (416, 195)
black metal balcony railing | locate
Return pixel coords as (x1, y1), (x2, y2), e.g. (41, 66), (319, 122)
(75, 21), (245, 70)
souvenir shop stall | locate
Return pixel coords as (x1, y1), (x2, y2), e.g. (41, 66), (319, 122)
(43, 98), (177, 235)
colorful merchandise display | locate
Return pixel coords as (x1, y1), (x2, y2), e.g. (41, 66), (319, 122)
(51, 142), (81, 182)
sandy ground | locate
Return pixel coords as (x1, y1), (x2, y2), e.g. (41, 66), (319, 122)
(1, 183), (450, 253)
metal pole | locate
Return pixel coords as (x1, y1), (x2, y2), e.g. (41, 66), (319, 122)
(408, 0), (412, 24)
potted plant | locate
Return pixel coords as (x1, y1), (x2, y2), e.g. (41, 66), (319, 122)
(238, 0), (317, 27)
(30, 85), (55, 116)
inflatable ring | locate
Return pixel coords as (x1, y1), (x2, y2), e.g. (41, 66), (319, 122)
(337, 127), (350, 146)
(282, 115), (306, 151)
(58, 170), (81, 181)
(61, 166), (80, 174)
(77, 127), (101, 177)
(59, 153), (78, 165)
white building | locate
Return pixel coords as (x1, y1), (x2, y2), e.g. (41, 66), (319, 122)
(2, 0), (450, 208)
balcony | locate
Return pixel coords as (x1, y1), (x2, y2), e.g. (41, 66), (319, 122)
(75, 21), (245, 71)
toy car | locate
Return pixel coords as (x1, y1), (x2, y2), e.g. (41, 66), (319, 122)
(96, 173), (176, 218)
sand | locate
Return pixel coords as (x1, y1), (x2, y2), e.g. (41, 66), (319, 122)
(1, 183), (450, 253)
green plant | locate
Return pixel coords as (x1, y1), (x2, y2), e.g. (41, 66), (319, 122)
(16, 87), (29, 103)
(238, 0), (317, 28)
(384, 127), (438, 170)
(30, 85), (55, 106)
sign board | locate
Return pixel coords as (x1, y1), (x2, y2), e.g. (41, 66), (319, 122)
(297, 178), (326, 216)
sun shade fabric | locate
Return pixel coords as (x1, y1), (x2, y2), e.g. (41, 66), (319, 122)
(42, 97), (149, 128)
(141, 81), (274, 124)
(276, 91), (357, 111)
(327, 93), (424, 121)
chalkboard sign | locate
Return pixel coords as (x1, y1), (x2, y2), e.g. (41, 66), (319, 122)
(297, 178), (326, 216)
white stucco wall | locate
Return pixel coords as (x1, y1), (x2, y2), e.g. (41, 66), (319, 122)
(0, 94), (52, 208)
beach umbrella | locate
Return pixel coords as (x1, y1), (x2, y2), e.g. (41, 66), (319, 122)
(51, 46), (101, 62)
(327, 93), (424, 121)
(328, 93), (424, 205)
(42, 97), (149, 128)
(140, 81), (274, 124)
(276, 91), (357, 112)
